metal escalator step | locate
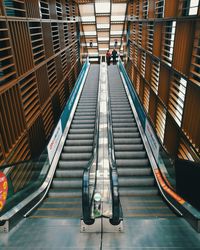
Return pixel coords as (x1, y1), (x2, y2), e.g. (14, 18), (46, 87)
(112, 111), (133, 115)
(114, 138), (142, 144)
(76, 105), (96, 109)
(73, 115), (95, 120)
(114, 144), (143, 151)
(76, 107), (96, 111)
(113, 127), (138, 133)
(112, 118), (135, 123)
(63, 146), (93, 153)
(71, 124), (94, 129)
(72, 119), (95, 124)
(55, 169), (83, 178)
(51, 178), (82, 188)
(116, 158), (149, 167)
(111, 99), (129, 103)
(69, 128), (94, 134)
(65, 139), (93, 146)
(58, 161), (88, 169)
(113, 123), (137, 128)
(112, 114), (133, 119)
(67, 134), (94, 140)
(111, 107), (131, 111)
(117, 167), (152, 176)
(111, 105), (129, 108)
(115, 151), (146, 159)
(48, 189), (82, 198)
(119, 176), (155, 187)
(119, 187), (159, 196)
(113, 132), (140, 138)
(75, 112), (96, 116)
(60, 152), (91, 160)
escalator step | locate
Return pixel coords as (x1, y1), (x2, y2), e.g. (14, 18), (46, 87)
(113, 127), (138, 133)
(114, 138), (142, 144)
(69, 128), (94, 134)
(55, 169), (83, 178)
(58, 161), (88, 169)
(117, 167), (152, 176)
(71, 124), (94, 129)
(75, 112), (96, 116)
(60, 152), (91, 161)
(113, 132), (140, 138)
(116, 158), (149, 167)
(112, 118), (135, 123)
(67, 134), (94, 140)
(113, 123), (137, 128)
(63, 146), (93, 153)
(52, 178), (82, 188)
(119, 187), (158, 196)
(119, 176), (155, 187)
(114, 144), (143, 151)
(115, 151), (146, 159)
(65, 139), (93, 146)
(48, 189), (82, 198)
(72, 119), (95, 124)
(73, 115), (95, 120)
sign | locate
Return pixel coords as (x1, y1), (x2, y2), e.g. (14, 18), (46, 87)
(47, 120), (62, 164)
(145, 119), (160, 162)
(0, 172), (8, 211)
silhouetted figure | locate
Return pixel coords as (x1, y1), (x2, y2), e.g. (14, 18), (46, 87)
(112, 49), (118, 65)
(106, 50), (111, 65)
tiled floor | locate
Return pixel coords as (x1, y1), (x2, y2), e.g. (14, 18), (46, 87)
(1, 217), (200, 249)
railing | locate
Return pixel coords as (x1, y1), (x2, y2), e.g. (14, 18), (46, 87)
(82, 73), (100, 225)
(0, 58), (90, 221)
(107, 82), (122, 225)
(118, 59), (200, 232)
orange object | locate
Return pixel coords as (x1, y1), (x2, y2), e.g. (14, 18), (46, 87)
(0, 172), (8, 211)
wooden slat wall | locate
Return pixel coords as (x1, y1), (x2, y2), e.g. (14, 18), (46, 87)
(0, 0), (82, 164)
(125, 0), (200, 161)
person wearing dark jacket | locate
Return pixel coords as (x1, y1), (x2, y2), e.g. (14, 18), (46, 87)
(106, 50), (111, 65)
(112, 49), (118, 64)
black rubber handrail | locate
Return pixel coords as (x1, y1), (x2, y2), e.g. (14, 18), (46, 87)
(107, 79), (122, 225)
(82, 72), (100, 225)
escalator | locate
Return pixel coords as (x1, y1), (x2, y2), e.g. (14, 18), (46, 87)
(108, 65), (175, 218)
(31, 64), (100, 219)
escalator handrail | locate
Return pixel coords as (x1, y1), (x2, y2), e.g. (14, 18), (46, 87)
(82, 69), (100, 225)
(107, 77), (122, 225)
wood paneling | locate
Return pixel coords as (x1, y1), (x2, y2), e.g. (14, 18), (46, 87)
(0, 0), (81, 164)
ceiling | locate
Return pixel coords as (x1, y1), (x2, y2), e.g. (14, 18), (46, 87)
(78, 0), (127, 58)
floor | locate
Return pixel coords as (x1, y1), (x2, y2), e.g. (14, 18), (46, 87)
(1, 217), (200, 249)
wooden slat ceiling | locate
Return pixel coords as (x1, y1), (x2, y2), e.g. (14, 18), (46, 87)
(79, 0), (127, 56)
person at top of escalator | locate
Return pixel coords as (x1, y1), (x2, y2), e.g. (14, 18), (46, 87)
(112, 49), (118, 65)
(106, 50), (111, 66)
